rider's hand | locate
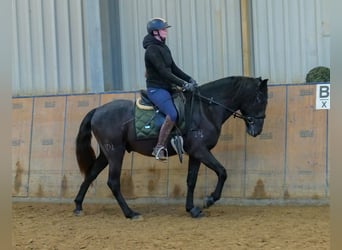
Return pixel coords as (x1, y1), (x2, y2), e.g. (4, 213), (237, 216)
(182, 82), (196, 92)
(189, 78), (198, 87)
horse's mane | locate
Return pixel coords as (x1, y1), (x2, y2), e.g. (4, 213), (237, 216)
(199, 76), (255, 100)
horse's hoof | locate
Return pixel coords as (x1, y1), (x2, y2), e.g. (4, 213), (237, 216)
(189, 206), (204, 218)
(203, 196), (215, 208)
(73, 209), (83, 216)
(131, 214), (144, 221)
(128, 212), (144, 221)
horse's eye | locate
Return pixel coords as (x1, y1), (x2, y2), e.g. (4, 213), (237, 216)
(256, 92), (266, 104)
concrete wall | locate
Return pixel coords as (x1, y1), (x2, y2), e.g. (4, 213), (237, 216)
(12, 84), (329, 202)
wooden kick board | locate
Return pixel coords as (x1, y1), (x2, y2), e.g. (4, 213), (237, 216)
(285, 85), (328, 198)
(11, 85), (329, 201)
(61, 94), (100, 198)
(12, 97), (33, 197)
(100, 92), (136, 105)
(245, 86), (287, 199)
(28, 96), (66, 198)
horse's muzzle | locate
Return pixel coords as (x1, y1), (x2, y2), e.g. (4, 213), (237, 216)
(246, 119), (264, 137)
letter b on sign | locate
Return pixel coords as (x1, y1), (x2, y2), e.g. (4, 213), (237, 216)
(320, 86), (329, 98)
(316, 84), (330, 110)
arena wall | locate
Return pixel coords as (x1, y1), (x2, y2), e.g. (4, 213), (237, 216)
(12, 83), (329, 203)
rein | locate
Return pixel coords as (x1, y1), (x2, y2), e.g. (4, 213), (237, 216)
(194, 89), (265, 124)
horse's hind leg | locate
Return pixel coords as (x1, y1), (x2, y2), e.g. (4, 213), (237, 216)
(106, 148), (141, 219)
(74, 151), (108, 215)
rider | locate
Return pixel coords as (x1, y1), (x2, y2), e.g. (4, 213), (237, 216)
(143, 17), (197, 160)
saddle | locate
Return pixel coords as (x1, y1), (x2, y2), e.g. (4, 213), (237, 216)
(134, 90), (186, 161)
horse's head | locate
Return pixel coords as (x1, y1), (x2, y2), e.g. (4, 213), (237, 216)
(240, 77), (268, 137)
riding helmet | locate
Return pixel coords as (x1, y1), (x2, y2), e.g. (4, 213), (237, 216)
(146, 18), (171, 34)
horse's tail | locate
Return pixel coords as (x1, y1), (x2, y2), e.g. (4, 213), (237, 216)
(76, 108), (97, 176)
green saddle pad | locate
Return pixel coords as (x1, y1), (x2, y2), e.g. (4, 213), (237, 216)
(134, 92), (186, 140)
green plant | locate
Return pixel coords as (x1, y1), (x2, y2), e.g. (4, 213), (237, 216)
(305, 66), (330, 82)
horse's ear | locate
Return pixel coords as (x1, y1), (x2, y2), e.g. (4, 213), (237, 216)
(258, 78), (268, 90)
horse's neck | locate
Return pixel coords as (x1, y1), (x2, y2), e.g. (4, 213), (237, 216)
(189, 94), (235, 128)
(199, 85), (242, 124)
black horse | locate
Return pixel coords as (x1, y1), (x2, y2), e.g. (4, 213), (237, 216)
(74, 76), (268, 219)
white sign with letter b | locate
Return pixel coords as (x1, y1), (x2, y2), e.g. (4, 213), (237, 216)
(316, 84), (330, 110)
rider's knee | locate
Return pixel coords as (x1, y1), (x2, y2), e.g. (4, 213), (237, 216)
(169, 110), (178, 122)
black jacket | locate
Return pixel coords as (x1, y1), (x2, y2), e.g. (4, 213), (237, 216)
(143, 34), (191, 91)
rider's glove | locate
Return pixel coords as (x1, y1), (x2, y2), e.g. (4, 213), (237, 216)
(182, 81), (197, 92)
(189, 78), (198, 87)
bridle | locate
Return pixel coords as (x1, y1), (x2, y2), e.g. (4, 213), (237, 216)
(194, 89), (266, 125)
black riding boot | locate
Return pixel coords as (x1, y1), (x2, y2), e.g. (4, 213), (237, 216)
(152, 115), (175, 160)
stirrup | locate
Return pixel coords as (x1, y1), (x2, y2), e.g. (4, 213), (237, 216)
(171, 135), (184, 163)
(152, 146), (168, 161)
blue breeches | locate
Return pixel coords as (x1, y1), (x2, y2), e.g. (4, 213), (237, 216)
(147, 88), (178, 122)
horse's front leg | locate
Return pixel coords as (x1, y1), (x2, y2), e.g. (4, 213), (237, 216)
(200, 150), (227, 209)
(185, 156), (203, 218)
